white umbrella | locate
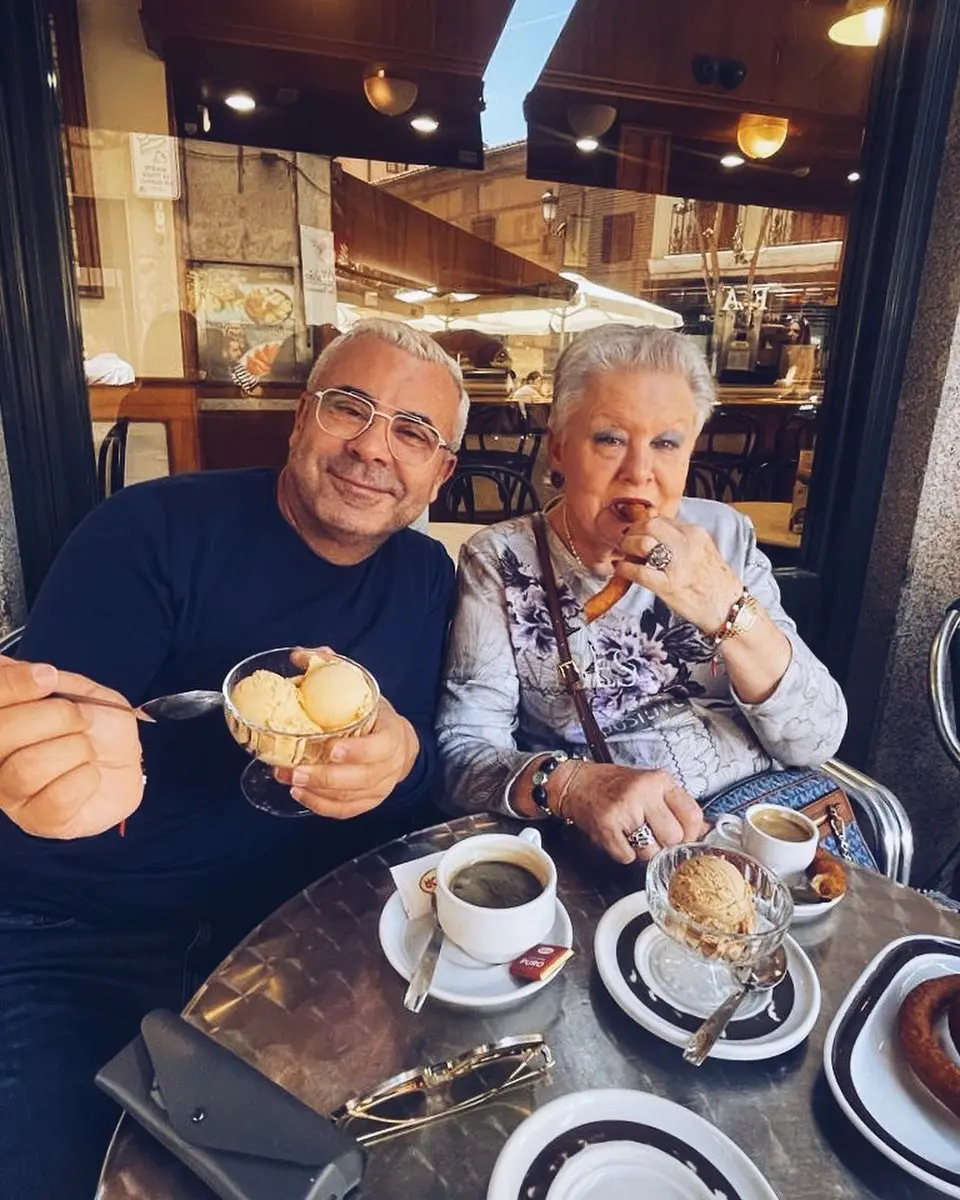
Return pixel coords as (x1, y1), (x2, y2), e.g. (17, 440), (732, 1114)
(411, 273), (682, 337)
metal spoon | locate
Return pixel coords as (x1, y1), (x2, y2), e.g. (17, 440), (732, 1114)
(53, 689), (223, 722)
(682, 946), (788, 1067)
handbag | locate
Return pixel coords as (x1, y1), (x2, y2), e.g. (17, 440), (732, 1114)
(702, 767), (880, 873)
(96, 1009), (365, 1200)
(531, 513), (879, 873)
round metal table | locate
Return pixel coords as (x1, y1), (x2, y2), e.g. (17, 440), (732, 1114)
(97, 814), (960, 1199)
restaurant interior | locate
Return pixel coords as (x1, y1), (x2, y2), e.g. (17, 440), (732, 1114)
(65, 0), (873, 575)
(10, 0), (960, 1197)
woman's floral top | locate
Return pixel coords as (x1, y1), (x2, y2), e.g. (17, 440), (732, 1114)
(436, 498), (847, 815)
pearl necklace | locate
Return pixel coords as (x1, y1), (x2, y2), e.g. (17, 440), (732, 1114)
(561, 503), (587, 570)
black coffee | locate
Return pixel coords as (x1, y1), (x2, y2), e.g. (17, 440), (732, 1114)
(449, 859), (543, 909)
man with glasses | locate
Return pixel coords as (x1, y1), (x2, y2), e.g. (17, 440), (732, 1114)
(0, 318), (467, 1200)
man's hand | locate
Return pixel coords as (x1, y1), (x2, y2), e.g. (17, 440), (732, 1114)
(276, 697), (419, 819)
(0, 657), (144, 839)
(561, 764), (705, 864)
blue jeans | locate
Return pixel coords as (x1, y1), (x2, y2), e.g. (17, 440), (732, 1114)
(0, 910), (220, 1200)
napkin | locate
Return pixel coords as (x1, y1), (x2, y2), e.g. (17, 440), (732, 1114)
(389, 852), (443, 920)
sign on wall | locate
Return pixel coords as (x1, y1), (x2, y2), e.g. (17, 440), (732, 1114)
(130, 134), (181, 200)
(299, 225), (338, 327)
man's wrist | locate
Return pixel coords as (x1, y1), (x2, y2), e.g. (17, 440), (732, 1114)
(400, 717), (420, 779)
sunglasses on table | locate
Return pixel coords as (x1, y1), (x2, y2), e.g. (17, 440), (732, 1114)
(312, 387), (453, 466)
(330, 1034), (554, 1145)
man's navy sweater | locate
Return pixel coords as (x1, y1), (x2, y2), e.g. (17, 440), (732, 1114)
(1, 469), (455, 926)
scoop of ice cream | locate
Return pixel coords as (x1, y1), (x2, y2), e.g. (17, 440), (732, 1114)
(298, 657), (373, 730)
(668, 855), (756, 936)
(231, 670), (323, 735)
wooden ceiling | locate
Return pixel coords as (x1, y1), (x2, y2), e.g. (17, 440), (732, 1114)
(140, 0), (514, 168)
(525, 0), (877, 213)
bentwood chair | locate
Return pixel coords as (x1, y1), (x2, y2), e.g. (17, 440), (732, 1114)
(0, 626), (22, 656)
(431, 464), (540, 524)
(96, 418), (130, 501)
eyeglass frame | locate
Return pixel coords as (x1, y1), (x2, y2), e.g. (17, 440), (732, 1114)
(310, 385), (455, 464)
(330, 1034), (554, 1145)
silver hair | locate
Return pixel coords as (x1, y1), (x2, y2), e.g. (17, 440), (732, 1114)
(550, 324), (716, 435)
(306, 318), (470, 449)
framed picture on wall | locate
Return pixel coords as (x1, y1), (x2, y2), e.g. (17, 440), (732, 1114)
(186, 262), (307, 385)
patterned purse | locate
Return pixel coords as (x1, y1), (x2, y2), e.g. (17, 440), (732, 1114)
(702, 767), (880, 873)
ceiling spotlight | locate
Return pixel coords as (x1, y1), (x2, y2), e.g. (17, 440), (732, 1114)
(363, 68), (418, 117)
(720, 153), (745, 168)
(225, 92), (256, 113)
(576, 136), (600, 153)
(736, 113), (789, 160)
(847, 170), (861, 182)
(410, 114), (439, 134)
(829, 1), (887, 47)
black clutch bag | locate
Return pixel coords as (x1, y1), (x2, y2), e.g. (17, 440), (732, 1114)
(95, 1009), (365, 1200)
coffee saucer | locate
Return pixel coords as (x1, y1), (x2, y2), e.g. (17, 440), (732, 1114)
(704, 826), (844, 925)
(378, 890), (574, 1012)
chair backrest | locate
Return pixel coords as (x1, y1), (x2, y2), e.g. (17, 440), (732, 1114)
(686, 460), (741, 504)
(96, 418), (130, 501)
(821, 758), (914, 884)
(0, 625), (24, 656)
(431, 464), (540, 524)
(695, 411), (759, 461)
(928, 600), (960, 772)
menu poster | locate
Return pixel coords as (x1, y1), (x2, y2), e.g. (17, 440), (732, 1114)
(300, 225), (338, 327)
(187, 262), (305, 385)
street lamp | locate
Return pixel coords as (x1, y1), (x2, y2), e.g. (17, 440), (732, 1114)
(541, 189), (559, 232)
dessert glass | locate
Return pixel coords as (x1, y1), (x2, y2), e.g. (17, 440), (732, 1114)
(645, 842), (793, 1014)
(222, 647), (380, 817)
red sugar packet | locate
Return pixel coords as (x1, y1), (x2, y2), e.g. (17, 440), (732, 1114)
(509, 943), (573, 983)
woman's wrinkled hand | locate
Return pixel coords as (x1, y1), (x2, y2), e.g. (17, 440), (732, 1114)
(560, 764), (706, 864)
(616, 512), (743, 636)
(274, 697), (418, 819)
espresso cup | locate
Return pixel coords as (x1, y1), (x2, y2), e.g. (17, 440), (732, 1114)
(714, 803), (819, 878)
(434, 828), (557, 964)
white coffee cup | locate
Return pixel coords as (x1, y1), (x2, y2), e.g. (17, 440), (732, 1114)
(434, 828), (557, 964)
(714, 803), (819, 878)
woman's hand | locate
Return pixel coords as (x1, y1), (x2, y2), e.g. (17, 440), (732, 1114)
(561, 764), (705, 864)
(616, 512), (742, 636)
(274, 697), (419, 819)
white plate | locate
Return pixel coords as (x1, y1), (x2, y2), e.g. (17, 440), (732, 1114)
(378, 890), (573, 1012)
(594, 891), (821, 1061)
(487, 1089), (778, 1200)
(824, 934), (960, 1197)
(704, 826), (843, 924)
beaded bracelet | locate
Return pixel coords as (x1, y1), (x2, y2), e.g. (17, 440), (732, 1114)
(531, 750), (570, 817)
(707, 587), (759, 651)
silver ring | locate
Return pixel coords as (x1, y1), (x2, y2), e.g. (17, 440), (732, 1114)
(626, 824), (656, 849)
(643, 542), (673, 572)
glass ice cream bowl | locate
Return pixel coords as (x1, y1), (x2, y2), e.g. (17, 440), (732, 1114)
(644, 842), (793, 1014)
(222, 647), (380, 817)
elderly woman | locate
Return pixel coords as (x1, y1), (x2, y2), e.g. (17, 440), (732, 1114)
(436, 325), (846, 864)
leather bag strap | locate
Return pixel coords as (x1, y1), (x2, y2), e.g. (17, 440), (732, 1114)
(531, 512), (613, 764)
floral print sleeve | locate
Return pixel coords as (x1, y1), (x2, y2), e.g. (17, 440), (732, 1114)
(436, 502), (847, 816)
(728, 520), (848, 768)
